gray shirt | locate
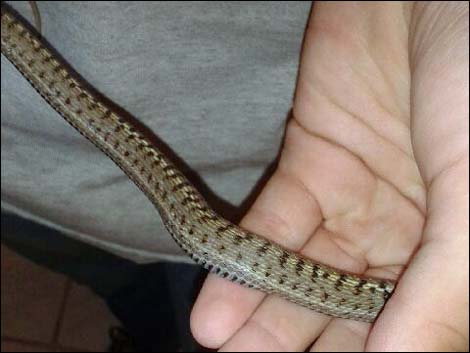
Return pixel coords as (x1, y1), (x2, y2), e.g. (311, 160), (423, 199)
(1, 1), (311, 263)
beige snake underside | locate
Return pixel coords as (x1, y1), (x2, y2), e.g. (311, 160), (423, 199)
(0, 3), (395, 322)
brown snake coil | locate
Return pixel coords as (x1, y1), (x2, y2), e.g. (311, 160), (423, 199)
(1, 4), (395, 322)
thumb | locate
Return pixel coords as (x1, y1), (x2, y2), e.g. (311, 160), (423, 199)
(367, 160), (469, 351)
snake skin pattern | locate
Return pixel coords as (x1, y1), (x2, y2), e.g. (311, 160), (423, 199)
(1, 3), (395, 322)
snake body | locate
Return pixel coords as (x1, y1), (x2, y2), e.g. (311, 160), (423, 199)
(1, 4), (395, 322)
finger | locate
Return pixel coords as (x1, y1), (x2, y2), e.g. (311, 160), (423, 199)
(367, 241), (469, 351)
(191, 167), (323, 348)
(367, 166), (469, 351)
(220, 296), (329, 352)
(371, 2), (470, 350)
(191, 276), (265, 348)
(310, 319), (370, 352)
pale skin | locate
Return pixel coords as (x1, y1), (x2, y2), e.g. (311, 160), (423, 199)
(190, 2), (469, 352)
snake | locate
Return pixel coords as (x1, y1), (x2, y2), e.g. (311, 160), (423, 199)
(0, 3), (395, 323)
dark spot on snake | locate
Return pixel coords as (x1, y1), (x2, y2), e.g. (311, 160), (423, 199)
(167, 171), (182, 180)
(279, 251), (289, 268)
(172, 182), (190, 192)
(369, 287), (376, 294)
(101, 110), (111, 119)
(257, 240), (271, 256)
(357, 279), (367, 287)
(64, 97), (71, 105)
(239, 280), (246, 286)
(354, 279), (367, 295)
(295, 258), (305, 276)
(198, 214), (213, 224)
(124, 151), (130, 157)
(181, 196), (194, 207)
(233, 235), (244, 245)
(216, 224), (232, 235)
(335, 274), (347, 291)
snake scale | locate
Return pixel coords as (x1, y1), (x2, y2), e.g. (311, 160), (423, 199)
(1, 3), (395, 322)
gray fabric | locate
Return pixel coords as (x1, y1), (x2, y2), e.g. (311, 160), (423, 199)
(1, 1), (311, 263)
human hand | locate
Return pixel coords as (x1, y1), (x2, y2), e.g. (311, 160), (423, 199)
(191, 2), (469, 351)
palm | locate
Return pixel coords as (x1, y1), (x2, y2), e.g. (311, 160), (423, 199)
(191, 2), (468, 351)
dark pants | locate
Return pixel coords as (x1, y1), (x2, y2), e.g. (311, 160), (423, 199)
(1, 212), (206, 352)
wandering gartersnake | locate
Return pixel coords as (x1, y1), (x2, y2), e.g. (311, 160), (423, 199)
(0, 3), (395, 322)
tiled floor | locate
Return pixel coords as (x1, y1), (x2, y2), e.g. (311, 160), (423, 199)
(1, 244), (120, 352)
